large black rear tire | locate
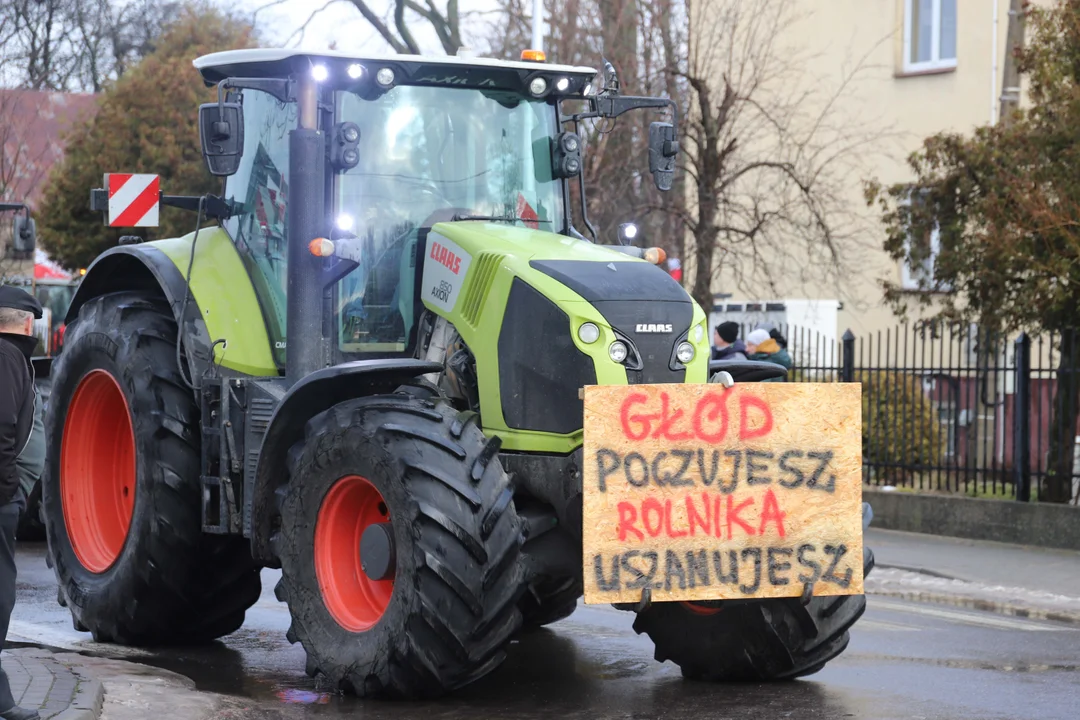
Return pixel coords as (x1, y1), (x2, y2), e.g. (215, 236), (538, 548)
(274, 394), (526, 699)
(632, 546), (874, 681)
(42, 292), (261, 644)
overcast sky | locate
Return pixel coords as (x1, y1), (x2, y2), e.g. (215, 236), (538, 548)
(237, 0), (509, 56)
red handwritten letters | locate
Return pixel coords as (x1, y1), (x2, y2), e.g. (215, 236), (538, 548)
(619, 390), (774, 443)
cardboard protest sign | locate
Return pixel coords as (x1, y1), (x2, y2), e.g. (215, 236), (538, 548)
(582, 383), (863, 605)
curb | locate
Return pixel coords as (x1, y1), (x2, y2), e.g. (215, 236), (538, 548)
(49, 667), (104, 720)
(875, 562), (960, 581)
(867, 588), (1080, 627)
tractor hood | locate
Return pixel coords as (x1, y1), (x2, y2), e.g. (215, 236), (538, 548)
(422, 221), (708, 450)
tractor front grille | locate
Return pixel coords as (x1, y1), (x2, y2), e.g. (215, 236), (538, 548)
(498, 278), (596, 434)
(591, 300), (692, 385)
(529, 258), (694, 386)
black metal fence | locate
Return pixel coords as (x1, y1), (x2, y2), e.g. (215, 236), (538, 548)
(726, 321), (1080, 503)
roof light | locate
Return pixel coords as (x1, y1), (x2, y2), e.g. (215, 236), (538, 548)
(555, 77), (570, 92)
(347, 63), (364, 79)
(521, 49), (546, 62)
(376, 67), (395, 87)
(309, 238), (334, 257)
(643, 247), (666, 265)
(311, 64), (329, 82)
(529, 77), (548, 95)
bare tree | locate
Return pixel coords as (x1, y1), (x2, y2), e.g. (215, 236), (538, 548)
(0, 0), (178, 92)
(482, 0), (689, 253)
(679, 0), (891, 310)
(262, 0), (465, 54)
(0, 89), (53, 277)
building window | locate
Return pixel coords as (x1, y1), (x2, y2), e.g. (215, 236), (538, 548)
(901, 223), (940, 290)
(900, 191), (950, 292)
(903, 0), (957, 73)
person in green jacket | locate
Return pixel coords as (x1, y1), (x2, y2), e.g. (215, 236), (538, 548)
(746, 328), (792, 381)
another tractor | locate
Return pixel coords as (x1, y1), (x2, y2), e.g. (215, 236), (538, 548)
(42, 48), (872, 698)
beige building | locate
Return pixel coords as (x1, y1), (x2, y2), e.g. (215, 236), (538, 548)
(704, 0), (1042, 351)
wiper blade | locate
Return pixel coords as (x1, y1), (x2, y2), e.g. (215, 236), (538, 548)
(452, 213), (552, 224)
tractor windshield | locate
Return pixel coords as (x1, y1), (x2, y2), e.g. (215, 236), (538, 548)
(331, 85), (564, 354)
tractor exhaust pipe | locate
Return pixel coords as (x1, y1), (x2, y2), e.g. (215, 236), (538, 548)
(286, 71), (327, 386)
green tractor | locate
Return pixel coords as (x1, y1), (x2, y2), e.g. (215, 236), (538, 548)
(42, 48), (872, 698)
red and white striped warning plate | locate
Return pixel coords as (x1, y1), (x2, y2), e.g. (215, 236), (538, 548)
(107, 173), (160, 227)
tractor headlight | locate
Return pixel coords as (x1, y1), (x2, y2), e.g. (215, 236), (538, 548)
(676, 341), (695, 364)
(692, 323), (705, 343)
(578, 322), (600, 344)
(609, 341), (629, 364)
(376, 67), (395, 86)
(529, 77), (548, 95)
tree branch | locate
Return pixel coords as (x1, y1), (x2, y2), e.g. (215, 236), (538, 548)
(393, 0), (422, 54)
(346, 0), (410, 53)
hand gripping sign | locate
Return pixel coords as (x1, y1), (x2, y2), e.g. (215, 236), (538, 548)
(106, 173), (160, 227)
(582, 382), (864, 605)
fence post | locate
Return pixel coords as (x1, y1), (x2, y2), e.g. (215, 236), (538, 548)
(1013, 332), (1032, 502)
(841, 329), (855, 383)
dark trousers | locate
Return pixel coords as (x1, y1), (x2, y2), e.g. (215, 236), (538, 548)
(0, 492), (25, 711)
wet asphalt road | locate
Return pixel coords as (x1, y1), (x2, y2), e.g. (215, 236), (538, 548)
(8, 542), (1080, 719)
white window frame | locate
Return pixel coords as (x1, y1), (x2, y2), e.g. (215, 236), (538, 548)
(901, 224), (940, 290)
(902, 0), (958, 73)
(899, 191), (951, 292)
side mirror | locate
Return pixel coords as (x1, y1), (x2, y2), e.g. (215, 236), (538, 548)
(552, 131), (582, 178)
(11, 215), (35, 257)
(199, 102), (244, 176)
(648, 122), (678, 192)
(600, 58), (621, 95)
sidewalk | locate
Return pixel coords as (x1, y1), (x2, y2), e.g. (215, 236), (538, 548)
(0, 648), (103, 720)
(865, 527), (1080, 624)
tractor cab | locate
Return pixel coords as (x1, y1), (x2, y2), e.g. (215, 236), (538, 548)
(192, 49), (678, 378)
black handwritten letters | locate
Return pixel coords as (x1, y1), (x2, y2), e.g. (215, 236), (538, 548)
(595, 447), (837, 493)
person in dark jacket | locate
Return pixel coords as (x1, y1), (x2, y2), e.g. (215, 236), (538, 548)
(0, 285), (43, 720)
(711, 321), (747, 361)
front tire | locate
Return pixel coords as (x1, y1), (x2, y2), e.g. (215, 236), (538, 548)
(275, 393), (526, 699)
(42, 292), (261, 644)
(518, 577), (580, 628)
(633, 546), (874, 681)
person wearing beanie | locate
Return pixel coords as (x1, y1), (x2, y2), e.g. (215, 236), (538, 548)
(746, 327), (792, 381)
(711, 321), (747, 361)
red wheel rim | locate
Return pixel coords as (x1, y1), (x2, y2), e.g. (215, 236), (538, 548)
(681, 602), (722, 616)
(60, 370), (136, 573)
(314, 475), (394, 632)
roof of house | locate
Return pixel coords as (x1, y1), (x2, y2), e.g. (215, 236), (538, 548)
(0, 89), (98, 211)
